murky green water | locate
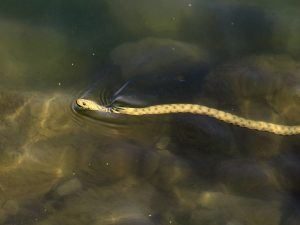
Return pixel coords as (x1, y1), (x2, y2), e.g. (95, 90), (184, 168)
(1, 1), (300, 224)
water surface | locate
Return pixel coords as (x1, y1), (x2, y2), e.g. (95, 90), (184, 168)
(1, 1), (300, 225)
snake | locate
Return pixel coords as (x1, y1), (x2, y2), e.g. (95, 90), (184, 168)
(76, 98), (300, 135)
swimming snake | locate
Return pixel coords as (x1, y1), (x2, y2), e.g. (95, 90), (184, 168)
(76, 98), (300, 135)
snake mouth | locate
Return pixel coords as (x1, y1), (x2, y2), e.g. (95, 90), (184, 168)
(75, 99), (85, 108)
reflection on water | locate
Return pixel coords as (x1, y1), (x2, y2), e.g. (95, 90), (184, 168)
(1, 0), (300, 225)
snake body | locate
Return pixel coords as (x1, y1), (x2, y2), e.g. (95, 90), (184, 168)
(76, 98), (300, 135)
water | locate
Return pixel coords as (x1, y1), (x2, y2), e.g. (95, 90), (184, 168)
(1, 1), (300, 224)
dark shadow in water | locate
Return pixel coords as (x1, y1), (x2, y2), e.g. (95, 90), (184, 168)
(111, 64), (209, 107)
(0, 0), (134, 79)
(179, 2), (276, 61)
(272, 142), (300, 225)
(0, 0), (114, 36)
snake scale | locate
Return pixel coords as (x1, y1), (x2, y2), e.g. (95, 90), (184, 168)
(76, 98), (300, 135)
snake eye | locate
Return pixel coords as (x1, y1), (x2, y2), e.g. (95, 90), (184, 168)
(82, 102), (86, 106)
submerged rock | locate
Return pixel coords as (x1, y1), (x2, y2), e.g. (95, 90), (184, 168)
(78, 142), (161, 185)
(110, 37), (210, 79)
(0, 90), (80, 203)
(216, 159), (280, 198)
(150, 150), (195, 191)
(180, 2), (276, 59)
(202, 54), (300, 124)
(273, 152), (300, 193)
(55, 178), (82, 197)
(0, 91), (25, 118)
(36, 178), (159, 225)
(174, 190), (281, 225)
(106, 0), (192, 35)
(172, 54), (300, 158)
(0, 19), (89, 90)
(0, 199), (19, 223)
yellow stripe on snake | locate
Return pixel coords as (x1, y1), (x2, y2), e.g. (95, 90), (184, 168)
(76, 98), (300, 135)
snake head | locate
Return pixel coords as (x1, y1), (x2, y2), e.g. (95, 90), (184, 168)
(76, 98), (109, 112)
